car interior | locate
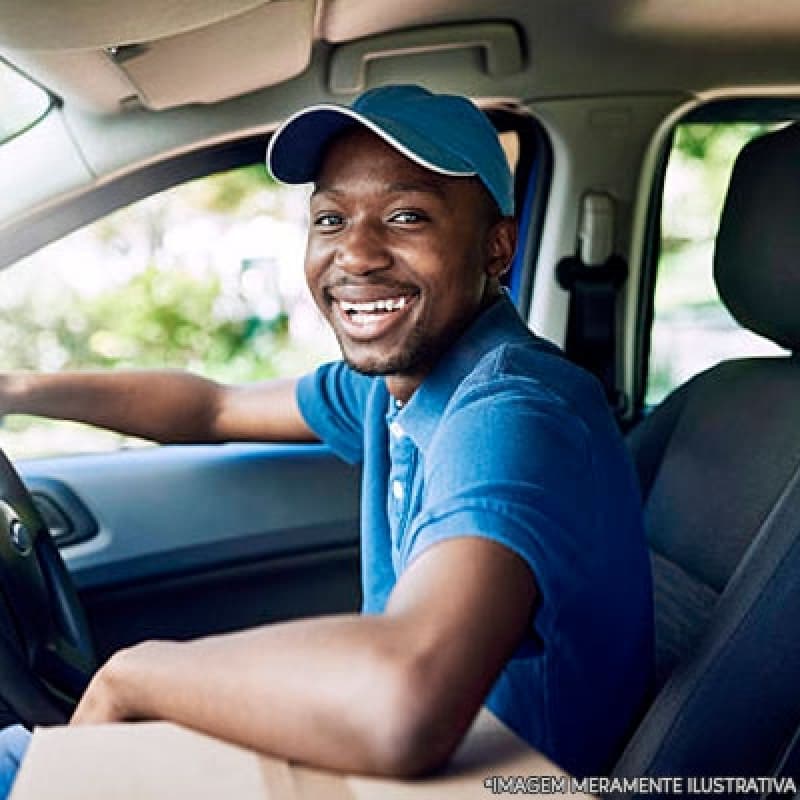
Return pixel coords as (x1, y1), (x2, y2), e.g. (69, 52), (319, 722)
(0, 0), (799, 790)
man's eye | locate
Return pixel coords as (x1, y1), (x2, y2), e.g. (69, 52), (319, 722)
(314, 213), (344, 228)
(389, 210), (426, 224)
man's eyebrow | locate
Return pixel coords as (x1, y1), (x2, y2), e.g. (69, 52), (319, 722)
(311, 179), (449, 199)
(311, 184), (342, 198)
(386, 180), (448, 198)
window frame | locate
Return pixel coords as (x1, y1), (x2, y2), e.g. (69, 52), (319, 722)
(485, 107), (553, 316)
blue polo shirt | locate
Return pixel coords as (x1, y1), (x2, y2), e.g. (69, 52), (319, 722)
(296, 294), (653, 776)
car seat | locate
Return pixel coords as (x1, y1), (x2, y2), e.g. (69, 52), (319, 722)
(611, 123), (800, 789)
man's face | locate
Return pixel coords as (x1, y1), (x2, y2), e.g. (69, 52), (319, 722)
(305, 127), (515, 396)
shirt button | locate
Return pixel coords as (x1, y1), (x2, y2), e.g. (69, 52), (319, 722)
(392, 480), (405, 501)
(389, 421), (404, 438)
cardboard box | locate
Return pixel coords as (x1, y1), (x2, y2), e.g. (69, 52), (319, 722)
(11, 709), (591, 799)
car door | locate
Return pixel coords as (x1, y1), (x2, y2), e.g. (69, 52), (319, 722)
(21, 445), (362, 661)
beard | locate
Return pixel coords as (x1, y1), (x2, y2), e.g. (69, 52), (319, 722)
(335, 319), (442, 377)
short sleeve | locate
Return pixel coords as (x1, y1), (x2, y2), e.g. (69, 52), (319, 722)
(296, 361), (373, 465)
(400, 376), (596, 638)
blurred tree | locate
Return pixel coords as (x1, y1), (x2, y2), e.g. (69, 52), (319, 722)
(0, 162), (328, 456)
(674, 123), (773, 162)
(183, 164), (276, 214)
(0, 165), (303, 382)
(0, 265), (291, 382)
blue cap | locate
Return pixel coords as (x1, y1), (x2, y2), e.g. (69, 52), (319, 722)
(266, 85), (514, 216)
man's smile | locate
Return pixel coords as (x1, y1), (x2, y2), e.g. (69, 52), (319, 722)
(330, 290), (420, 342)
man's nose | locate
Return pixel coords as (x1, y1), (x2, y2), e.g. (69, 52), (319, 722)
(334, 220), (391, 274)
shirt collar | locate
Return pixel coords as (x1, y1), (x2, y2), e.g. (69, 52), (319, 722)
(393, 292), (533, 451)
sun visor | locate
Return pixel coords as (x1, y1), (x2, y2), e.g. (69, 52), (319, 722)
(0, 0), (314, 112)
(108, 1), (314, 110)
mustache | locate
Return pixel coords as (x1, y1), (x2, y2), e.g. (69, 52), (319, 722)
(323, 278), (418, 291)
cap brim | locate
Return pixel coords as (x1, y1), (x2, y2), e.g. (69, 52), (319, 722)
(266, 104), (476, 185)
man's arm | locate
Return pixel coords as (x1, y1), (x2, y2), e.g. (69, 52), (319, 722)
(70, 537), (537, 777)
(0, 371), (316, 444)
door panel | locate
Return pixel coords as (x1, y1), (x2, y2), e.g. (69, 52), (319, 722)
(83, 546), (360, 662)
(18, 444), (362, 660)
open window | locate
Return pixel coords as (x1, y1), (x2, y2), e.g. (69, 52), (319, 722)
(0, 162), (338, 458)
(638, 101), (795, 412)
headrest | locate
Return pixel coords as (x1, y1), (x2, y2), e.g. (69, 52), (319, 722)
(714, 123), (800, 351)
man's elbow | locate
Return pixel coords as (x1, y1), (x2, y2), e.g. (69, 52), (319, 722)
(364, 658), (469, 778)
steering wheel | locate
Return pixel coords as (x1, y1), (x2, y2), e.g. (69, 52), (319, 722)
(0, 448), (95, 727)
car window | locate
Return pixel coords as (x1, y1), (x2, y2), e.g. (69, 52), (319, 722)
(0, 164), (339, 458)
(645, 122), (789, 407)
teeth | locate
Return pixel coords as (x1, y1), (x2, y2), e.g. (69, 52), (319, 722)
(339, 296), (409, 313)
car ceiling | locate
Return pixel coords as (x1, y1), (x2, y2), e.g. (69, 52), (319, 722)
(3, 0), (800, 115)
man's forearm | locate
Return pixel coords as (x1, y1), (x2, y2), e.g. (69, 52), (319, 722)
(0, 371), (227, 444)
(70, 613), (460, 777)
(0, 371), (315, 444)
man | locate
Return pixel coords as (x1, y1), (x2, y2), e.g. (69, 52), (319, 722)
(0, 85), (652, 788)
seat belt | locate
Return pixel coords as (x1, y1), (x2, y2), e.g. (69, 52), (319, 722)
(767, 723), (800, 798)
(556, 192), (628, 411)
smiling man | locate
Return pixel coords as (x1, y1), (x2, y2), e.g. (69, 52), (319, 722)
(303, 125), (509, 392)
(0, 85), (652, 788)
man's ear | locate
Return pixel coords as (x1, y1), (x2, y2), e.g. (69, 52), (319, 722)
(486, 218), (518, 279)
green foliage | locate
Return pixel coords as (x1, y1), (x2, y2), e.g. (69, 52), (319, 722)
(0, 163), (326, 456)
(0, 161), (319, 390)
(673, 123), (774, 162)
(182, 164), (276, 214)
(86, 267), (249, 369)
(0, 265), (292, 382)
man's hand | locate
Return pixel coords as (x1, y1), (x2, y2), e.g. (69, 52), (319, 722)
(71, 642), (162, 725)
(70, 665), (126, 725)
(64, 537), (536, 778)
